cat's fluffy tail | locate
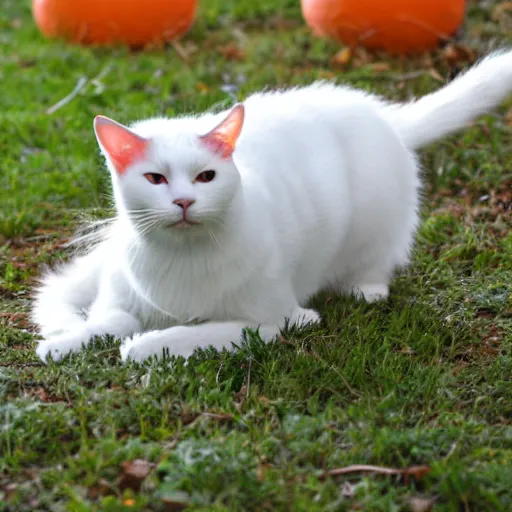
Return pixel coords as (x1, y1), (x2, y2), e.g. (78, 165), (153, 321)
(31, 252), (100, 339)
(386, 49), (512, 150)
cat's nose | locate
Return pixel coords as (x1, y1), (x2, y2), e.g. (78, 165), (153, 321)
(173, 198), (195, 212)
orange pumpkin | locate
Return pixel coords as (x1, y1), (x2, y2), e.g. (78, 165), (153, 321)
(33, 0), (197, 47)
(301, 0), (466, 54)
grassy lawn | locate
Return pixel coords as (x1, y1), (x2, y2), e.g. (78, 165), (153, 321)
(1, 0), (512, 510)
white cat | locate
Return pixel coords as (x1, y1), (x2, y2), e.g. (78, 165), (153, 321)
(33, 50), (512, 363)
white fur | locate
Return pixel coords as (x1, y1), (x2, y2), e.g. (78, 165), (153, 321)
(32, 50), (512, 362)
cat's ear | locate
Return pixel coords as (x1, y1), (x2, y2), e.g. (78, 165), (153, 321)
(199, 103), (244, 159)
(94, 116), (148, 175)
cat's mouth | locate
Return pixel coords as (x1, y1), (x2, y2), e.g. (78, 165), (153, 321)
(168, 219), (201, 229)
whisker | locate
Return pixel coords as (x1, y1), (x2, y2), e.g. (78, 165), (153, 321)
(125, 208), (171, 215)
(65, 217), (118, 248)
(208, 217), (228, 230)
(134, 220), (164, 237)
(208, 230), (224, 252)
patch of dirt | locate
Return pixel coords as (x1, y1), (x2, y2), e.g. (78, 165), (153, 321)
(0, 312), (34, 330)
(22, 385), (68, 404)
(431, 180), (512, 239)
(452, 323), (504, 368)
(1, 229), (73, 297)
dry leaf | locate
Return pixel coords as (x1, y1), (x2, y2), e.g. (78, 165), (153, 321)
(183, 411), (234, 428)
(428, 68), (444, 82)
(442, 44), (459, 66)
(408, 496), (436, 512)
(341, 481), (357, 498)
(369, 62), (391, 73)
(492, 2), (512, 22)
(257, 463), (272, 482)
(441, 43), (477, 67)
(219, 42), (245, 61)
(331, 47), (352, 67)
(4, 483), (17, 501)
(403, 465), (431, 483)
(0, 312), (32, 330)
(353, 47), (372, 65)
(24, 385), (66, 404)
(195, 82), (210, 94)
(33, 386), (49, 402)
(171, 41), (190, 63)
(200, 412), (234, 421)
(183, 41), (198, 56)
(88, 478), (114, 499)
(118, 459), (155, 491)
(505, 107), (512, 126)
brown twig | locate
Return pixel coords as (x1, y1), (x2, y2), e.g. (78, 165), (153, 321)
(47, 76), (88, 114)
(320, 464), (430, 481)
(171, 40), (190, 63)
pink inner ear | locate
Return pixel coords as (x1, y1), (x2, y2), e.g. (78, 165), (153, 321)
(94, 116), (148, 174)
(200, 104), (245, 159)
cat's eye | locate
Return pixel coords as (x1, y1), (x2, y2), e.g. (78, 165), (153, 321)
(144, 173), (168, 185)
(195, 170), (216, 183)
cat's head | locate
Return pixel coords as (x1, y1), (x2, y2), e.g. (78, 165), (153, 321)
(94, 105), (245, 240)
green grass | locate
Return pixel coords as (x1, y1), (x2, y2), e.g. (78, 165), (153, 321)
(1, 0), (512, 510)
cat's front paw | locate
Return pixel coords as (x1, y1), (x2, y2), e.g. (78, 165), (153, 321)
(120, 333), (155, 363)
(289, 307), (322, 328)
(36, 333), (84, 362)
(120, 329), (196, 363)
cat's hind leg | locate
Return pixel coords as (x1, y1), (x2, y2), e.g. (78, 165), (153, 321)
(350, 283), (389, 303)
(329, 229), (413, 303)
(345, 228), (414, 302)
(331, 264), (393, 303)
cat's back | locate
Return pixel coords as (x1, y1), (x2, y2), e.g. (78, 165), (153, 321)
(231, 81), (394, 204)
(239, 82), (385, 139)
(233, 81), (394, 184)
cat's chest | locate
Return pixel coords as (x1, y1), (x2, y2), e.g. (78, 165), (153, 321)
(125, 249), (249, 326)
